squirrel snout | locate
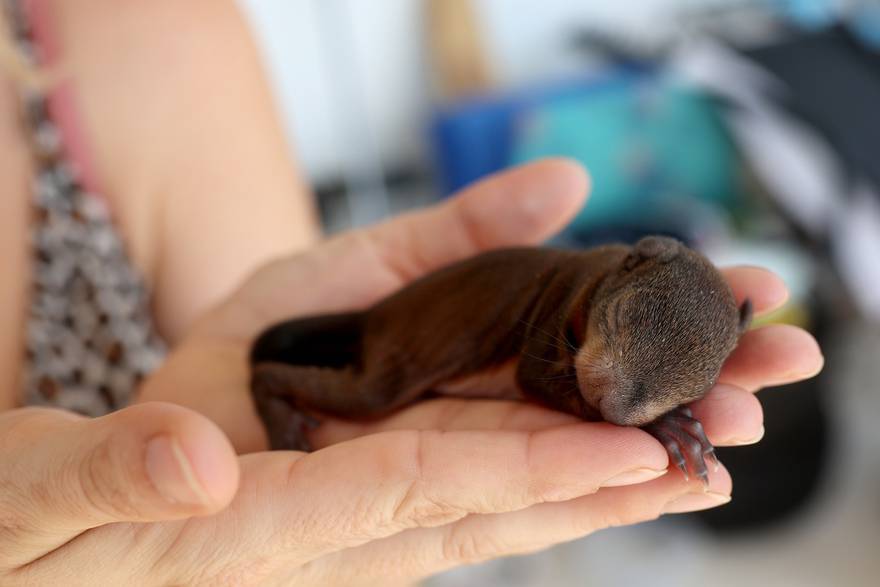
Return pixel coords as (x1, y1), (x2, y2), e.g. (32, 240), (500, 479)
(579, 377), (664, 427)
(576, 379), (638, 426)
(574, 346), (664, 427)
(597, 396), (650, 427)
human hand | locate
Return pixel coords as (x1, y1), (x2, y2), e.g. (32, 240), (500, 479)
(138, 158), (595, 451)
(0, 402), (240, 583)
(0, 400), (716, 585)
(118, 158), (824, 584)
(140, 157), (820, 455)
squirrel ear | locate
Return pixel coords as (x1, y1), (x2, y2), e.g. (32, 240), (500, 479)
(738, 298), (753, 334)
(624, 236), (681, 270)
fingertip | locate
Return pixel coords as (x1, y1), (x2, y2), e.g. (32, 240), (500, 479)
(455, 158), (590, 247)
(505, 158), (590, 242)
(174, 412), (240, 511)
(123, 402), (240, 512)
(707, 461), (733, 495)
(661, 457), (732, 498)
(770, 324), (825, 378)
(661, 487), (732, 514)
(691, 385), (764, 446)
(758, 323), (824, 376)
(532, 157), (591, 203)
(721, 266), (789, 316)
(720, 324), (825, 391)
(517, 158), (590, 224)
(536, 423), (670, 486)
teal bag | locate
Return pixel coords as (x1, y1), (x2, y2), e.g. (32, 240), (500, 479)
(510, 75), (740, 234)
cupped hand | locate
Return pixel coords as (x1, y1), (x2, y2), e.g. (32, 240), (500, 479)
(88, 158), (827, 585)
(138, 157), (595, 451)
(141, 157), (821, 454)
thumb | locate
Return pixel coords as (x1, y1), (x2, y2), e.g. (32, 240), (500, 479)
(211, 158), (591, 339)
(0, 402), (238, 567)
(363, 157), (591, 283)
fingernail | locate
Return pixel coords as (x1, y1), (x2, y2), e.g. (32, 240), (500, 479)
(730, 426), (765, 446)
(146, 435), (212, 506)
(773, 348), (824, 384)
(662, 491), (730, 514)
(602, 468), (668, 488)
(795, 360), (825, 380)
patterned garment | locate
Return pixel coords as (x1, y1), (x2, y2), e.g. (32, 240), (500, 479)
(6, 0), (166, 416)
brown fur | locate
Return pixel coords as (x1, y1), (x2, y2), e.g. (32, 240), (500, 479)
(250, 236), (750, 451)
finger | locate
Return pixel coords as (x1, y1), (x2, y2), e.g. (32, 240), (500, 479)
(227, 424), (667, 568)
(365, 158), (589, 282)
(312, 398), (580, 447)
(216, 158), (589, 338)
(0, 402), (238, 568)
(303, 465), (731, 584)
(689, 384), (764, 446)
(315, 384), (761, 451)
(720, 266), (789, 316)
(315, 387), (761, 478)
(719, 325), (824, 392)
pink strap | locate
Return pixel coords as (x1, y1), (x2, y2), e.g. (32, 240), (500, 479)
(24, 0), (102, 196)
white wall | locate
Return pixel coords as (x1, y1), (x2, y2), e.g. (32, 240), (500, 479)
(238, 0), (738, 184)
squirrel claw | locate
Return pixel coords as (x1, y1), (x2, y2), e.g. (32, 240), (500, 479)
(642, 405), (719, 486)
(706, 449), (721, 473)
(678, 462), (691, 482)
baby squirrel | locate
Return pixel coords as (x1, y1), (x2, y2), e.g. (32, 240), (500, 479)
(250, 236), (752, 484)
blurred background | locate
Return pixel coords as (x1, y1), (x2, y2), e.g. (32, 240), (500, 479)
(239, 1), (880, 585)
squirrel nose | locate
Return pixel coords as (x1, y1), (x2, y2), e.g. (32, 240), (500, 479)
(598, 394), (655, 427)
(598, 396), (628, 425)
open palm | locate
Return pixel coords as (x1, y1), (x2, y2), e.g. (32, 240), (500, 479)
(116, 158), (824, 585)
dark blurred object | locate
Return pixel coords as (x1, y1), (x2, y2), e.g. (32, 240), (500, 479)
(746, 27), (880, 194)
(695, 298), (832, 533)
(700, 380), (829, 531)
(677, 27), (880, 323)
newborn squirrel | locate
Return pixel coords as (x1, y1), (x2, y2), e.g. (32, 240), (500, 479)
(250, 236), (752, 484)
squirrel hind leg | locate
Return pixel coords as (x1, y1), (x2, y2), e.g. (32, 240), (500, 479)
(251, 361), (413, 450)
(253, 391), (320, 452)
(641, 405), (719, 487)
(251, 364), (328, 451)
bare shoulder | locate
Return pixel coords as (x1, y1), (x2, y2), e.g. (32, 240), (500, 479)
(49, 0), (262, 205)
(49, 0), (318, 339)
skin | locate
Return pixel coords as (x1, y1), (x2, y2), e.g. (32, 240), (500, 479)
(0, 161), (823, 585)
(250, 237), (753, 483)
(0, 0), (318, 412)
